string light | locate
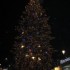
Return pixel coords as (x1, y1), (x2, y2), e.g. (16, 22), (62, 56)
(0, 64), (1, 66)
(5, 58), (8, 60)
(38, 45), (41, 48)
(32, 56), (35, 60)
(25, 54), (29, 57)
(62, 50), (66, 55)
(14, 0), (53, 69)
(22, 32), (24, 34)
(21, 45), (25, 48)
(38, 57), (41, 61)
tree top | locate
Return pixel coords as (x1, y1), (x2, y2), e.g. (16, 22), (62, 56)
(29, 0), (40, 5)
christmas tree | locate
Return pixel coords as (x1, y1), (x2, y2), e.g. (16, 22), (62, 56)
(14, 0), (53, 70)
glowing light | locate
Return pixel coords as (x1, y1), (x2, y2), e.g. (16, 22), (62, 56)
(0, 64), (1, 66)
(22, 32), (24, 34)
(38, 45), (41, 47)
(21, 45), (25, 48)
(38, 57), (41, 61)
(62, 50), (66, 55)
(25, 54), (29, 57)
(54, 66), (61, 70)
(5, 58), (8, 60)
(32, 56), (35, 60)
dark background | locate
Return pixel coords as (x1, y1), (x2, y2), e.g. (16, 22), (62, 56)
(1, 0), (70, 66)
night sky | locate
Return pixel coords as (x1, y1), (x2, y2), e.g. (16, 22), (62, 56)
(1, 0), (70, 66)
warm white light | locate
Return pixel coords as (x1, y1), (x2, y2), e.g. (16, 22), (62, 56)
(32, 56), (35, 60)
(21, 45), (25, 48)
(62, 50), (66, 55)
(0, 64), (1, 66)
(25, 54), (29, 57)
(5, 58), (8, 60)
(22, 32), (24, 34)
(38, 45), (41, 47)
(54, 66), (61, 70)
(38, 57), (41, 61)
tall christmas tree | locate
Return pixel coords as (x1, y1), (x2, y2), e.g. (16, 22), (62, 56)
(14, 0), (53, 70)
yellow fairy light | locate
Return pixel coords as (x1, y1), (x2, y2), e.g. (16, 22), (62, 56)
(54, 66), (61, 70)
(38, 57), (41, 61)
(62, 50), (66, 55)
(32, 56), (35, 60)
(21, 45), (25, 48)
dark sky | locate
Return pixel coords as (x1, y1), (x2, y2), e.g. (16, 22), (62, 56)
(1, 0), (70, 65)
